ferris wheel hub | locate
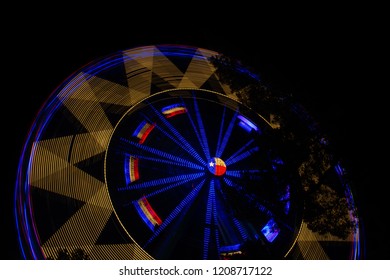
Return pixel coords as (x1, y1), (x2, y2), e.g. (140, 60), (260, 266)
(208, 157), (227, 176)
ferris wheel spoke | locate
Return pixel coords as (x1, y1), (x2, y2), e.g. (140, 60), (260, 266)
(224, 146), (260, 166)
(129, 153), (204, 171)
(215, 107), (226, 159)
(224, 138), (255, 164)
(214, 179), (249, 242)
(118, 172), (204, 191)
(133, 175), (205, 202)
(203, 179), (219, 259)
(191, 94), (210, 160)
(225, 169), (263, 178)
(224, 175), (292, 234)
(216, 109), (239, 158)
(143, 179), (206, 248)
(231, 216), (249, 241)
(223, 177), (273, 218)
(147, 104), (206, 165)
(181, 97), (211, 160)
(119, 137), (203, 170)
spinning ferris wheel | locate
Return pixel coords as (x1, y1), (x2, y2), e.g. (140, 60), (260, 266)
(15, 45), (362, 260)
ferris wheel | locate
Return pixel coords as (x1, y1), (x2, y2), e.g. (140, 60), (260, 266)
(15, 45), (362, 259)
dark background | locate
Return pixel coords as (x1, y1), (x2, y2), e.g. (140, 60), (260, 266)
(3, 8), (386, 259)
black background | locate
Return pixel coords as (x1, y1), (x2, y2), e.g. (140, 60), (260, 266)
(3, 7), (386, 259)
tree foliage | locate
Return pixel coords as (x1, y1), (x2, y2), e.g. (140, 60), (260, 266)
(209, 53), (358, 240)
(209, 55), (275, 110)
(304, 184), (357, 239)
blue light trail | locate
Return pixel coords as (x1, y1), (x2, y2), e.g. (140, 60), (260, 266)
(147, 104), (206, 165)
(216, 110), (239, 158)
(143, 179), (206, 247)
(120, 137), (203, 170)
(119, 173), (204, 191)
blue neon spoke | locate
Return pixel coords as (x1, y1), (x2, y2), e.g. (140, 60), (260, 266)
(225, 169), (261, 178)
(203, 228), (211, 259)
(205, 179), (214, 225)
(214, 223), (220, 256)
(120, 137), (202, 170)
(224, 146), (259, 166)
(118, 172), (204, 191)
(223, 177), (272, 217)
(224, 139), (255, 165)
(147, 104), (206, 165)
(216, 109), (239, 158)
(232, 217), (248, 241)
(128, 153), (204, 171)
(212, 179), (221, 254)
(151, 124), (205, 165)
(214, 179), (246, 249)
(223, 177), (236, 187)
(192, 95), (210, 160)
(204, 179), (223, 259)
(143, 179), (206, 248)
(252, 201), (273, 217)
(181, 98), (206, 159)
(139, 176), (203, 200)
(249, 198), (273, 217)
(181, 97), (210, 160)
(203, 179), (214, 259)
(215, 107), (226, 159)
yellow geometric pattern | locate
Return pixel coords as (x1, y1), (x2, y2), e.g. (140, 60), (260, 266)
(27, 45), (236, 259)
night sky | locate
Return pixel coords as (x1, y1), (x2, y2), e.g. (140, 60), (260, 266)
(3, 9), (385, 260)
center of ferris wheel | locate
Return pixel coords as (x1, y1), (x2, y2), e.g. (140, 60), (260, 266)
(208, 157), (227, 176)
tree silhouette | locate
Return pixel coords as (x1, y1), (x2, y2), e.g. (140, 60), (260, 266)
(209, 54), (285, 114)
(304, 184), (357, 239)
(298, 137), (333, 191)
(210, 53), (358, 240)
